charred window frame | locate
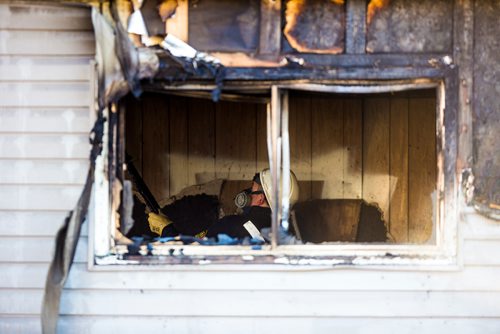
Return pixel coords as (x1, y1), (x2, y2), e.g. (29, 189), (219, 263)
(88, 66), (458, 268)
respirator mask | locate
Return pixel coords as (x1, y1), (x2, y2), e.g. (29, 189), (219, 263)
(234, 188), (265, 211)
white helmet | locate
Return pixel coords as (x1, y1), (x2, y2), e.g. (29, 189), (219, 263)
(259, 168), (299, 211)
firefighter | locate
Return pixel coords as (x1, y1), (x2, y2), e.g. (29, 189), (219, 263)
(147, 168), (299, 241)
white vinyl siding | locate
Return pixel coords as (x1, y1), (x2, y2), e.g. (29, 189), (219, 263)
(0, 3), (93, 333)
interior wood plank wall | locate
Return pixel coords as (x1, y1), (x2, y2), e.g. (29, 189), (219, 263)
(389, 98), (409, 242)
(189, 98), (216, 185)
(289, 95), (312, 201)
(363, 97), (391, 231)
(168, 97), (189, 195)
(142, 95), (170, 202)
(126, 94), (267, 203)
(289, 91), (436, 243)
(126, 91), (436, 243)
(312, 96), (344, 199)
(408, 97), (437, 243)
(343, 99), (363, 199)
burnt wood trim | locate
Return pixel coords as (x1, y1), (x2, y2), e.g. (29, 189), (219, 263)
(346, 0), (367, 54)
(281, 53), (450, 67)
(442, 67), (459, 213)
(203, 67), (444, 81)
(154, 53), (452, 82)
(258, 0), (282, 60)
(453, 0), (474, 170)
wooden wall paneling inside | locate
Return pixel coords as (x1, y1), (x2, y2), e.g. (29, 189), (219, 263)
(342, 98), (362, 199)
(126, 92), (438, 243)
(169, 96), (189, 196)
(188, 98), (216, 185)
(124, 95), (143, 175)
(311, 96), (344, 199)
(256, 103), (269, 172)
(408, 98), (436, 243)
(362, 98), (391, 225)
(389, 97), (409, 243)
(142, 95), (170, 201)
(289, 94), (312, 201)
(215, 100), (257, 181)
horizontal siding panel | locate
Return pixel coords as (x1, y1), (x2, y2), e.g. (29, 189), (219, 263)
(0, 316), (41, 334)
(0, 56), (92, 81)
(0, 236), (87, 263)
(0, 289), (43, 315)
(0, 184), (87, 211)
(57, 317), (500, 334)
(461, 209), (500, 240)
(0, 30), (95, 55)
(0, 263), (49, 288)
(0, 134), (90, 159)
(4, 316), (500, 334)
(0, 160), (88, 184)
(0, 184), (85, 210)
(0, 107), (91, 133)
(0, 211), (88, 236)
(3, 289), (500, 317)
(2, 263), (500, 292)
(464, 240), (500, 265)
(56, 290), (500, 317)
(0, 4), (92, 31)
(63, 265), (500, 292)
(0, 83), (90, 107)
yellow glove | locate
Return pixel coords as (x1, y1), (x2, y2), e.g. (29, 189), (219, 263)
(148, 212), (172, 236)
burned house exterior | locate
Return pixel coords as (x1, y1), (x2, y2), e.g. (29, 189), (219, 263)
(0, 0), (499, 333)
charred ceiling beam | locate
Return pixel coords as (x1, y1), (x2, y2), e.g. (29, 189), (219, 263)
(151, 53), (453, 83)
(152, 66), (444, 83)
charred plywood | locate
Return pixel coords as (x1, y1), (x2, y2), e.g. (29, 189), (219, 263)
(283, 0), (345, 54)
(366, 0), (453, 53)
(188, 0), (259, 52)
(472, 0), (500, 212)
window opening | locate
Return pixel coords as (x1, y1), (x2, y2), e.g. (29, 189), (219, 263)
(93, 81), (447, 266)
(280, 88), (437, 245)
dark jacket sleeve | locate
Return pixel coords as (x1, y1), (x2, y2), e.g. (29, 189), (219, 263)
(206, 214), (249, 238)
(206, 207), (272, 239)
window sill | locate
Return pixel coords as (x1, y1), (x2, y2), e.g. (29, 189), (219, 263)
(89, 243), (459, 271)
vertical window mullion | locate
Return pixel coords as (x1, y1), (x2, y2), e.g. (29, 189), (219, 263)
(270, 86), (281, 249)
(281, 90), (291, 231)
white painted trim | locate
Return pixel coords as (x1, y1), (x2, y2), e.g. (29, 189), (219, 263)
(92, 107), (111, 258)
(88, 60), (97, 129)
